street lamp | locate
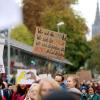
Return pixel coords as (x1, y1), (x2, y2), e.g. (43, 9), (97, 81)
(57, 21), (64, 32)
(7, 29), (11, 83)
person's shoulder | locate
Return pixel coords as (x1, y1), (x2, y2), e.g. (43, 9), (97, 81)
(20, 95), (25, 100)
(68, 88), (81, 95)
(60, 83), (66, 88)
(96, 94), (100, 97)
(93, 94), (100, 99)
(94, 93), (100, 96)
(3, 88), (9, 91)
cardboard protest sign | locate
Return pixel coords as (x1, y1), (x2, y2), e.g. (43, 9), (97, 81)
(33, 27), (67, 60)
(16, 69), (37, 84)
(0, 38), (5, 73)
(77, 69), (92, 82)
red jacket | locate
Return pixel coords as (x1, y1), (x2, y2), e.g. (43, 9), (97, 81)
(2, 96), (6, 100)
(12, 92), (24, 100)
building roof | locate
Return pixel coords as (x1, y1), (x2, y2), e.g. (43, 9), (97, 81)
(0, 28), (72, 65)
(4, 39), (72, 65)
(8, 39), (33, 53)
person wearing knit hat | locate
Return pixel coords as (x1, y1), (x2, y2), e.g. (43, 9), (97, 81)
(81, 87), (88, 100)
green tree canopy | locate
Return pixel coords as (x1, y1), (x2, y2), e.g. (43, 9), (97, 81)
(23, 0), (79, 34)
(11, 24), (34, 45)
(88, 35), (100, 74)
(22, 0), (91, 72)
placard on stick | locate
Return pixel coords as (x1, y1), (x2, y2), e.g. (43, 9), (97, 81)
(33, 27), (67, 60)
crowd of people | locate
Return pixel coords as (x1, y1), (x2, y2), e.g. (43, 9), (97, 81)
(0, 73), (100, 100)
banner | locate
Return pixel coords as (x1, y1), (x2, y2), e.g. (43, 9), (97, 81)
(0, 38), (5, 73)
(16, 69), (37, 84)
(77, 69), (92, 82)
(33, 27), (67, 60)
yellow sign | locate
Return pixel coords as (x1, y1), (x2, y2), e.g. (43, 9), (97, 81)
(16, 69), (37, 84)
(33, 27), (67, 60)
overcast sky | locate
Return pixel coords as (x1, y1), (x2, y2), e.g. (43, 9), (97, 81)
(73, 0), (99, 40)
(74, 0), (98, 28)
(0, 0), (98, 40)
(0, 0), (22, 30)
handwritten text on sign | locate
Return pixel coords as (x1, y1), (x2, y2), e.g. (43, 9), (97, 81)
(33, 27), (66, 60)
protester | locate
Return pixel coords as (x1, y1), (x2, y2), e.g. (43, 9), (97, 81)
(10, 75), (16, 85)
(81, 87), (88, 100)
(95, 81), (100, 94)
(0, 79), (6, 100)
(12, 84), (28, 100)
(39, 78), (60, 98)
(87, 86), (100, 100)
(0, 78), (5, 89)
(3, 83), (13, 100)
(86, 81), (93, 88)
(54, 73), (67, 91)
(0, 73), (100, 100)
(80, 80), (89, 91)
(25, 83), (41, 100)
(67, 75), (81, 99)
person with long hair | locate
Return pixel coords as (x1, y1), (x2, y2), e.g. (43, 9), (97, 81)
(67, 75), (81, 99)
(12, 84), (27, 100)
(25, 83), (41, 100)
(87, 86), (100, 100)
(39, 78), (60, 98)
(54, 73), (67, 91)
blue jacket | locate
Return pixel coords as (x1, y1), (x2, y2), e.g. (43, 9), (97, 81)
(60, 83), (67, 91)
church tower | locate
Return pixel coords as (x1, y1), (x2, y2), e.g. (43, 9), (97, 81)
(92, 0), (100, 37)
